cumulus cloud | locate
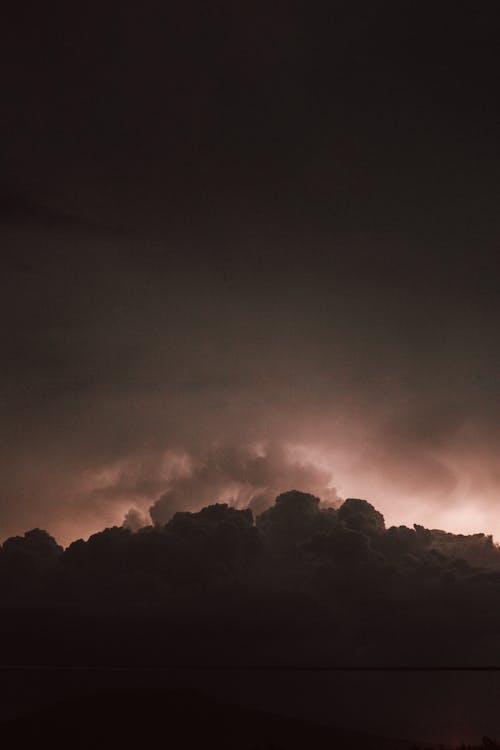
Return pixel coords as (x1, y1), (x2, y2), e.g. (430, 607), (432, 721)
(3, 197), (500, 547)
(148, 441), (341, 527)
(2, 491), (500, 667)
(123, 507), (151, 532)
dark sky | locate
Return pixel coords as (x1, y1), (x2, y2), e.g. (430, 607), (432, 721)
(1, 1), (500, 544)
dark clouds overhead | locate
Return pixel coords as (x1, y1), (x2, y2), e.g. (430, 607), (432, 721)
(1, 2), (500, 542)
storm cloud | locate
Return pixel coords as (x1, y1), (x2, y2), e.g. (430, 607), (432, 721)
(1, 198), (500, 546)
(1, 2), (500, 545)
(2, 491), (500, 668)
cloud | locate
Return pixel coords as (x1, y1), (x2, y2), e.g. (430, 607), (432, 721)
(2, 198), (500, 547)
(2, 491), (500, 667)
(123, 507), (151, 532)
(148, 441), (341, 527)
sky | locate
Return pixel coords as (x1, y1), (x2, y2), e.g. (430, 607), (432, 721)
(1, 1), (500, 545)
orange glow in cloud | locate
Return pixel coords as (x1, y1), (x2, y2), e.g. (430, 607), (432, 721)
(11, 438), (500, 548)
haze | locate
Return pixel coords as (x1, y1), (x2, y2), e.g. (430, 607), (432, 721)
(1, 2), (500, 545)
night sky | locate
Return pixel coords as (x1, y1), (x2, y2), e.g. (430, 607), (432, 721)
(2, 1), (500, 544)
(4, 5), (500, 747)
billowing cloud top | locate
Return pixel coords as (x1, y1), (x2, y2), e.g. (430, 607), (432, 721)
(2, 491), (500, 668)
(2, 2), (500, 546)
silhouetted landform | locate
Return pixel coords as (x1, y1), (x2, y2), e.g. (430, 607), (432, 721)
(0, 686), (412, 750)
(2, 492), (500, 666)
(414, 742), (500, 750)
(3, 685), (500, 750)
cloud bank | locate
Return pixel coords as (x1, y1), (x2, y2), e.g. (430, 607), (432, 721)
(2, 198), (500, 546)
(2, 491), (500, 668)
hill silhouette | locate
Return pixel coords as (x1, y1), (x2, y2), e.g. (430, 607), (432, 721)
(0, 686), (412, 750)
